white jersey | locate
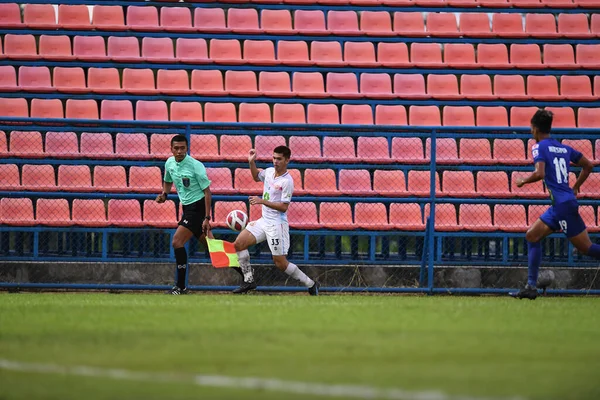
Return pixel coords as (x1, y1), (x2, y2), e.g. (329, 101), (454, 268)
(258, 167), (294, 223)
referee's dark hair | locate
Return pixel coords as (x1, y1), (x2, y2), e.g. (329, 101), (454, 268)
(274, 145), (291, 159)
(171, 134), (188, 146)
(531, 109), (554, 134)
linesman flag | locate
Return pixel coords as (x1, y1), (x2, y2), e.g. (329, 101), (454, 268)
(206, 238), (239, 268)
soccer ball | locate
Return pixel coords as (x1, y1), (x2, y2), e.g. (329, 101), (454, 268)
(226, 210), (248, 232)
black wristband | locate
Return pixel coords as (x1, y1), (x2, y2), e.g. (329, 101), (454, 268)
(161, 192), (168, 197)
(204, 216), (211, 221)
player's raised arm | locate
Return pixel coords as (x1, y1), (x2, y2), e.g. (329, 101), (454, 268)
(248, 149), (261, 182)
(516, 161), (545, 188)
(572, 155), (594, 196)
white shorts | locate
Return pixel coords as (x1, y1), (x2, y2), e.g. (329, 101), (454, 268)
(245, 218), (290, 256)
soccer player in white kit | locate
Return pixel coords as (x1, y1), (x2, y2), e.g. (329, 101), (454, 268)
(232, 145), (320, 295)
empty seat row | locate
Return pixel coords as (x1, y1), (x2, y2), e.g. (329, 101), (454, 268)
(3, 4), (600, 38)
(4, 35), (600, 69)
(132, 0), (600, 6)
(3, 130), (600, 165)
(2, 98), (599, 128)
(2, 163), (599, 198)
(2, 197), (599, 232)
(6, 66), (600, 101)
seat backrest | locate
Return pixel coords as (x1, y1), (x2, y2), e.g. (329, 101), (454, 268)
(219, 135), (252, 161)
(411, 43), (442, 64)
(307, 104), (339, 124)
(493, 139), (526, 163)
(228, 8), (259, 30)
(460, 138), (492, 163)
(93, 165), (127, 191)
(143, 200), (177, 226)
(460, 74), (492, 96)
(170, 102), (203, 122)
(277, 40), (310, 63)
(328, 10), (359, 33)
(442, 170), (475, 194)
(0, 197), (34, 225)
(304, 169), (337, 194)
(361, 11), (392, 34)
(293, 72), (325, 96)
(376, 105), (407, 125)
(39, 35), (72, 58)
(19, 66), (52, 89)
(194, 7), (225, 30)
(30, 99), (64, 119)
(190, 134), (219, 160)
(323, 136), (355, 160)
(476, 106), (508, 127)
(160, 6), (192, 30)
(24, 4), (56, 28)
(443, 106), (475, 126)
(254, 135), (286, 160)
(288, 136), (321, 161)
(234, 168), (263, 194)
(476, 171), (509, 195)
(243, 40), (276, 63)
(101, 100), (133, 120)
(92, 5), (124, 29)
(560, 75), (592, 96)
(115, 133), (150, 159)
(510, 106), (539, 127)
(142, 37), (174, 60)
(129, 166), (162, 192)
(122, 68), (155, 91)
(176, 38), (208, 61)
(459, 204), (492, 230)
(273, 104), (306, 124)
(360, 73), (392, 97)
(494, 204), (527, 231)
(209, 39), (242, 62)
(45, 131), (78, 157)
(0, 163), (21, 189)
(0, 98), (28, 118)
(80, 132), (114, 158)
(344, 42), (376, 64)
(10, 131), (43, 157)
(149, 134), (176, 159)
(392, 137), (425, 163)
(224, 70), (258, 93)
(373, 170), (406, 193)
(287, 202), (319, 229)
(0, 3), (22, 27)
(427, 12), (458, 34)
(341, 104), (373, 125)
(393, 12), (425, 34)
(408, 170), (440, 194)
(578, 107), (600, 128)
(191, 70), (224, 93)
(136, 100), (168, 121)
(4, 34), (37, 57)
(72, 199), (107, 226)
(259, 71), (291, 94)
(319, 202), (353, 227)
(107, 36), (140, 59)
(127, 5), (158, 29)
(204, 102), (237, 123)
(294, 10), (326, 33)
(58, 165), (92, 190)
(378, 42), (410, 65)
(355, 202), (389, 228)
(326, 72), (358, 95)
(66, 99), (99, 120)
(389, 203), (424, 229)
(36, 198), (73, 225)
(213, 201), (247, 227)
(409, 105), (441, 126)
(21, 164), (55, 190)
(545, 106), (576, 127)
(73, 35), (106, 59)
(459, 12), (491, 35)
(477, 44), (509, 65)
(108, 199), (142, 226)
(338, 169), (372, 192)
(427, 74), (459, 96)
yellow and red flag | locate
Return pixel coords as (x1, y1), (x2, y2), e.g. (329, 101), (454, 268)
(206, 238), (239, 268)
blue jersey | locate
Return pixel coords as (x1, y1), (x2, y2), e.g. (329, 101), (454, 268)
(532, 138), (582, 205)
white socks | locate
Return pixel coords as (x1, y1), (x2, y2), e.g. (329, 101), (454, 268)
(284, 262), (314, 287)
(236, 250), (254, 283)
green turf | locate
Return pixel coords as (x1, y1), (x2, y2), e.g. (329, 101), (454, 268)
(0, 293), (599, 400)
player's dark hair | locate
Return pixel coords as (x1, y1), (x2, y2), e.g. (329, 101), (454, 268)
(274, 145), (291, 159)
(531, 109), (553, 134)
(171, 134), (188, 146)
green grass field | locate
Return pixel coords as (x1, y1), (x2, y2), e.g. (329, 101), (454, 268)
(0, 293), (599, 400)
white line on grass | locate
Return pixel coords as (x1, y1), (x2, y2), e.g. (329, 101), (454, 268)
(0, 359), (525, 400)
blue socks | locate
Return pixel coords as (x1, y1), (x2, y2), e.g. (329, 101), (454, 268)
(587, 243), (600, 259)
(527, 241), (542, 287)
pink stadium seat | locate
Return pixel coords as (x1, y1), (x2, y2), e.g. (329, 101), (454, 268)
(392, 137), (426, 163)
(210, 39), (243, 64)
(445, 43), (476, 68)
(304, 169), (339, 196)
(136, 100), (168, 121)
(30, 99), (63, 119)
(92, 5), (125, 30)
(0, 132), (9, 158)
(35, 199), (72, 226)
(45, 131), (78, 158)
(543, 44), (577, 69)
(93, 166), (127, 192)
(194, 8), (227, 33)
(176, 38), (209, 64)
(408, 170), (441, 197)
(73, 36), (107, 61)
(361, 11), (394, 36)
(19, 66), (52, 92)
(460, 138), (493, 164)
(143, 200), (177, 228)
(288, 202), (320, 230)
(579, 206), (598, 232)
(107, 36), (140, 62)
(4, 34), (38, 60)
(228, 8), (260, 33)
(578, 108), (600, 128)
(254, 135), (286, 160)
(459, 13), (494, 37)
(393, 12), (426, 36)
(206, 168), (236, 195)
(294, 10), (327, 35)
(409, 105), (441, 126)
(72, 199), (108, 227)
(126, 6), (159, 31)
(580, 173), (600, 198)
(376, 105), (407, 125)
(338, 169), (373, 196)
(157, 69), (191, 95)
(477, 171), (510, 197)
(259, 72), (292, 97)
(160, 7), (193, 32)
(22, 164), (56, 191)
(54, 67), (87, 93)
(378, 43), (411, 67)
(558, 14), (592, 38)
(494, 75), (529, 101)
(0, 98), (28, 118)
(341, 104), (373, 125)
(66, 99), (98, 120)
(273, 104), (306, 124)
(101, 100), (133, 121)
(10, 131), (43, 158)
(323, 136), (356, 162)
(108, 199), (143, 227)
(344, 42), (377, 67)
(326, 72), (359, 98)
(0, 163), (20, 191)
(190, 134), (219, 161)
(129, 166), (162, 193)
(476, 106), (508, 127)
(288, 168), (305, 196)
(510, 106), (539, 127)
(80, 132), (114, 159)
(424, 203), (460, 232)
(390, 203), (425, 231)
(219, 135), (251, 161)
(142, 37), (175, 63)
(261, 9), (293, 34)
(525, 14), (559, 38)
(427, 13), (460, 37)
(493, 139), (528, 165)
(244, 40), (277, 65)
(115, 133), (150, 160)
(512, 171), (546, 198)
(122, 68), (156, 95)
(234, 168), (263, 195)
(191, 70), (226, 96)
(225, 71), (258, 96)
(492, 13), (527, 37)
(204, 102), (237, 123)
(459, 204), (494, 231)
(511, 44), (543, 68)
(360, 73), (394, 99)
(494, 205), (527, 232)
(461, 75), (495, 100)
(373, 170), (407, 197)
(289, 136), (321, 162)
(411, 43), (443, 68)
(441, 170), (475, 197)
(58, 165), (92, 192)
(355, 203), (391, 230)
(545, 107), (576, 127)
(39, 35), (73, 61)
(311, 41), (345, 66)
(239, 103), (272, 123)
(443, 106), (475, 126)
(278, 40), (312, 66)
(24, 4), (56, 29)
(170, 102), (202, 122)
(307, 104), (339, 124)
(477, 44), (510, 68)
(527, 75), (561, 101)
(562, 139), (593, 161)
(320, 202), (355, 230)
(0, 3), (22, 28)
(394, 74), (428, 99)
(328, 11), (360, 35)
(560, 76), (595, 101)
(0, 198), (35, 226)
(0, 66), (17, 91)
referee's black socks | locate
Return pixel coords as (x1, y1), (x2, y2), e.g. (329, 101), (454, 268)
(174, 247), (187, 289)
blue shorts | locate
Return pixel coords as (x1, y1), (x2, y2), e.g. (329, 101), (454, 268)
(539, 200), (587, 238)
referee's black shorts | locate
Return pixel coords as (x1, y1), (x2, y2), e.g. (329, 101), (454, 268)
(179, 199), (206, 237)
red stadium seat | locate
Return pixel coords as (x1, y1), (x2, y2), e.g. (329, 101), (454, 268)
(115, 133), (150, 160)
(24, 4), (56, 29)
(58, 165), (92, 192)
(476, 106), (508, 127)
(234, 168), (263, 195)
(378, 43), (411, 67)
(459, 13), (493, 38)
(205, 168), (237, 195)
(101, 100), (133, 121)
(39, 35), (73, 61)
(142, 37), (175, 63)
(127, 6), (159, 31)
(194, 8), (227, 33)
(107, 36), (140, 62)
(339, 169), (373, 195)
(393, 12), (426, 36)
(129, 166), (162, 193)
(72, 199), (108, 227)
(510, 106), (539, 127)
(0, 3), (22, 28)
(394, 74), (428, 99)
(562, 139), (593, 161)
(477, 171), (510, 197)
(1, 198), (35, 226)
(261, 10), (293, 34)
(209, 39), (243, 64)
(259, 72), (292, 97)
(578, 108), (600, 128)
(288, 202), (320, 230)
(320, 202), (355, 230)
(510, 44), (542, 69)
(190, 134), (219, 161)
(294, 10), (327, 35)
(579, 206), (598, 232)
(441, 170), (475, 197)
(323, 136), (356, 162)
(168, 102), (201, 122)
(54, 67), (86, 93)
(558, 14), (592, 38)
(244, 40), (277, 65)
(289, 136), (321, 162)
(392, 137), (426, 163)
(4, 34), (38, 60)
(19, 66), (52, 92)
(278, 41), (312, 66)
(543, 44), (577, 69)
(66, 99), (98, 120)
(254, 135), (286, 159)
(428, 75), (461, 100)
(360, 73), (394, 99)
(30, 99), (63, 120)
(344, 42), (377, 67)
(191, 70), (226, 96)
(219, 135), (251, 161)
(0, 163), (20, 191)
(228, 8), (260, 34)
(311, 41), (344, 67)
(45, 131), (78, 158)
(0, 132), (9, 158)
(390, 203), (425, 231)
(307, 104), (339, 124)
(157, 69), (191, 95)
(328, 11), (359, 35)
(0, 97), (28, 118)
(459, 204), (494, 231)
(493, 139), (528, 165)
(492, 13), (527, 38)
(122, 68), (156, 95)
(80, 132), (114, 159)
(340, 104), (372, 125)
(58, 5), (91, 30)
(460, 138), (493, 164)
(424, 203), (460, 232)
(176, 38), (209, 64)
(136, 100), (168, 121)
(461, 75), (495, 100)
(144, 200), (177, 228)
(21, 164), (56, 191)
(580, 173), (600, 198)
(0, 66), (17, 91)
(477, 44), (510, 68)
(326, 72), (359, 98)
(10, 131), (43, 158)
(408, 170), (441, 197)
(361, 11), (394, 36)
(108, 199), (143, 227)
(376, 105), (407, 125)
(560, 75), (595, 101)
(445, 43), (476, 68)
(411, 43), (443, 68)
(273, 104), (306, 124)
(225, 70), (258, 96)
(525, 14), (559, 38)
(288, 169), (305, 196)
(373, 170), (407, 197)
(73, 36), (107, 62)
(545, 106), (576, 127)
(494, 205), (527, 232)
(355, 203), (391, 230)
(527, 75), (561, 101)
(239, 103), (272, 123)
(410, 105), (441, 126)
(427, 13), (460, 37)
(204, 102), (237, 123)
(160, 7), (193, 32)
(495, 75), (529, 101)
(304, 169), (339, 196)
(93, 166), (127, 192)
(443, 106), (475, 126)
(92, 5), (125, 30)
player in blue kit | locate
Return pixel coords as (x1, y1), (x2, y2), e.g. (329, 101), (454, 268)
(510, 109), (600, 299)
